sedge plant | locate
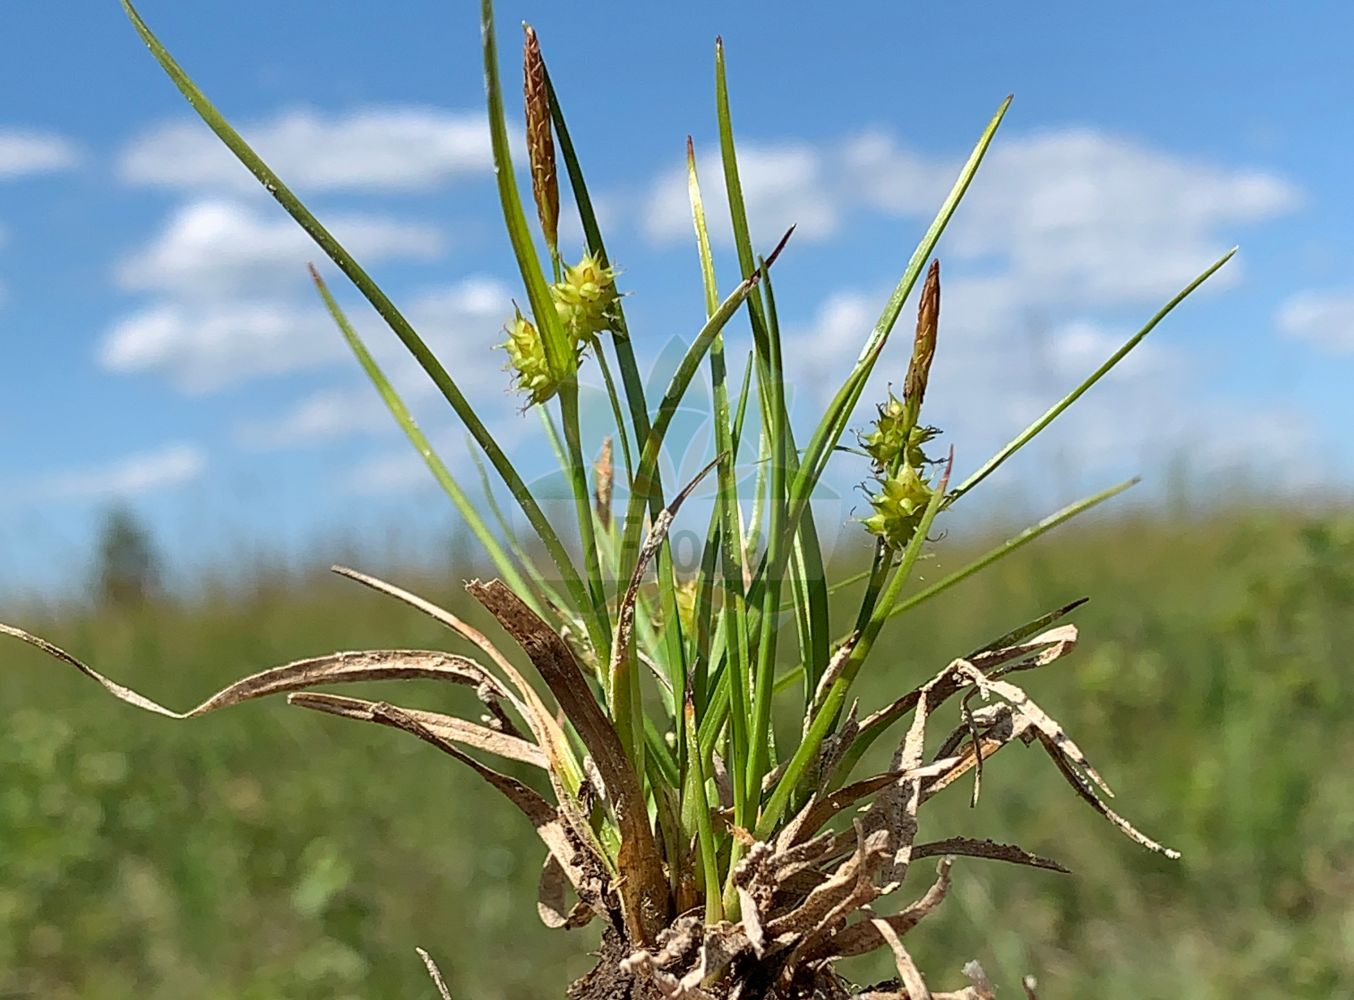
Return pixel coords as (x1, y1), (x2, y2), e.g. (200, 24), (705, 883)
(2, 2), (1238, 996)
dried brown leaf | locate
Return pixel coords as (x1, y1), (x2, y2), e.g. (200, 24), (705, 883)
(538, 854), (595, 929)
(367, 702), (610, 913)
(467, 579), (670, 944)
(1037, 730), (1181, 859)
(865, 905), (931, 1000)
(852, 624), (1079, 769)
(769, 820), (890, 962)
(960, 666), (1113, 798)
(780, 756), (960, 853)
(416, 947), (454, 1000)
(288, 691), (545, 768)
(809, 858), (952, 962)
(912, 837), (1069, 874)
(608, 455), (719, 706)
(804, 632), (860, 736)
(0, 624), (501, 721)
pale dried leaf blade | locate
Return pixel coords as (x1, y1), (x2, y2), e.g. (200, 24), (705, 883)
(287, 691), (546, 768)
(364, 702), (611, 913)
(961, 960), (998, 1000)
(737, 885), (767, 956)
(913, 837), (1070, 874)
(810, 858), (953, 963)
(921, 708), (1030, 803)
(783, 757), (960, 851)
(329, 566), (550, 725)
(1039, 731), (1181, 859)
(866, 906), (931, 1000)
(537, 855), (595, 929)
(609, 453), (720, 692)
(963, 667), (1113, 797)
(467, 579), (669, 944)
(416, 947), (454, 1000)
(774, 821), (893, 971)
(870, 664), (950, 884)
(804, 632), (860, 736)
(332, 567), (583, 802)
(1, 623), (502, 721)
(854, 623), (1079, 754)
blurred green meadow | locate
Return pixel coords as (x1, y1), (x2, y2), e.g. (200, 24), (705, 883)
(2, 505), (1352, 998)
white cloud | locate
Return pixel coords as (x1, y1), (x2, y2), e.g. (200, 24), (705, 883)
(120, 106), (510, 193)
(99, 275), (512, 397)
(228, 276), (515, 446)
(781, 284), (1317, 500)
(0, 129), (81, 178)
(770, 127), (1297, 437)
(775, 126), (1306, 492)
(234, 388), (389, 449)
(946, 128), (1298, 306)
(100, 199), (456, 393)
(343, 451), (433, 495)
(645, 142), (840, 247)
(115, 199), (443, 299)
(31, 444), (206, 501)
(100, 299), (341, 393)
(641, 127), (1298, 312)
(1276, 289), (1354, 353)
(0, 130), (81, 312)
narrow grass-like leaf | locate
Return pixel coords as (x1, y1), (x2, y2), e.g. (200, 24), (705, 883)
(467, 441), (573, 618)
(758, 454), (952, 838)
(468, 579), (671, 944)
(684, 689), (724, 924)
(609, 455), (719, 780)
(712, 47), (797, 805)
(888, 478), (1138, 619)
(558, 380), (614, 657)
(118, 0), (593, 628)
(479, 0), (570, 378)
(308, 267), (538, 610)
(538, 56), (693, 687)
(689, 137), (754, 832)
(616, 235), (789, 591)
(949, 249), (1236, 505)
(772, 97), (1012, 578)
(762, 257), (830, 697)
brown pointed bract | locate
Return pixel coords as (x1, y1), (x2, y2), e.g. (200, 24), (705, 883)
(904, 258), (940, 408)
(523, 24), (558, 255)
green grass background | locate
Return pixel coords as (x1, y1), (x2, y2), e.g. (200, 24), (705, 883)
(2, 507), (1351, 998)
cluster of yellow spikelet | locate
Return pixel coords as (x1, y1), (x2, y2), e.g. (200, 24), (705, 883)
(861, 260), (943, 550)
(501, 253), (621, 406)
(500, 25), (623, 407)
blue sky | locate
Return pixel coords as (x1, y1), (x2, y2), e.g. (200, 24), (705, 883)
(2, 0), (1352, 595)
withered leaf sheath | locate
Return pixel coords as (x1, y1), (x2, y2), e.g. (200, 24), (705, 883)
(594, 436), (614, 531)
(904, 259), (941, 412)
(523, 24), (559, 256)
